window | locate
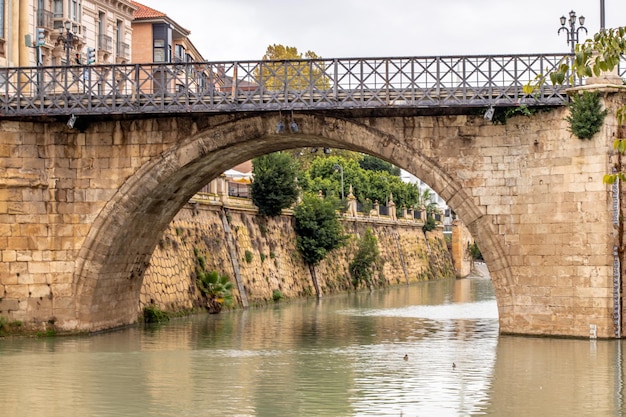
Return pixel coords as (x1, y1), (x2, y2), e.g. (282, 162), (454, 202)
(0, 0), (4, 39)
(152, 23), (171, 63)
(53, 0), (62, 18)
(98, 11), (105, 38)
(69, 0), (81, 22)
(115, 19), (122, 44)
(174, 44), (185, 62)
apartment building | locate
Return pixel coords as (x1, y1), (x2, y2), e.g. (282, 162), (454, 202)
(130, 1), (204, 64)
(0, 0), (135, 68)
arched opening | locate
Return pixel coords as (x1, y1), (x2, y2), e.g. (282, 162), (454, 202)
(73, 113), (509, 331)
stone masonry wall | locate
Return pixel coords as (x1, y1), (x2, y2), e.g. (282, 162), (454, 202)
(140, 202), (455, 312)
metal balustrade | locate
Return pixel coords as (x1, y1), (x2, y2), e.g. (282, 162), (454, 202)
(0, 53), (621, 118)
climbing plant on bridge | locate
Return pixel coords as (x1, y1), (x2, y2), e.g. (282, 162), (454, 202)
(524, 26), (626, 183)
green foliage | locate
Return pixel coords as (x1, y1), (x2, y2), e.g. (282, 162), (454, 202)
(360, 197), (373, 216)
(566, 91), (608, 140)
(251, 152), (301, 217)
(244, 250), (253, 263)
(490, 105), (540, 125)
(0, 317), (23, 336)
(422, 216), (437, 232)
(294, 193), (347, 265)
(468, 242), (484, 261)
(524, 27), (626, 93)
(258, 44), (330, 91)
(522, 26), (626, 183)
(195, 250), (234, 313)
(349, 228), (380, 288)
(143, 305), (170, 323)
(272, 289), (283, 302)
(303, 155), (420, 213)
(359, 155), (401, 176)
(196, 269), (235, 309)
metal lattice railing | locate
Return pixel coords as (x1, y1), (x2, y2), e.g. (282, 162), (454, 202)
(0, 53), (613, 118)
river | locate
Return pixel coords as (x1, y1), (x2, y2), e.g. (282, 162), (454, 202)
(0, 265), (624, 417)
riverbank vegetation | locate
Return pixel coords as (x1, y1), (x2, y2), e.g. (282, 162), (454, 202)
(194, 248), (234, 314)
(349, 228), (381, 289)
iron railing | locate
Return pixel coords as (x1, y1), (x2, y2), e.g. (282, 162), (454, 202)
(0, 53), (621, 118)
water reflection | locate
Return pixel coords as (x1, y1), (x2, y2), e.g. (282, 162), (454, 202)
(0, 273), (624, 416)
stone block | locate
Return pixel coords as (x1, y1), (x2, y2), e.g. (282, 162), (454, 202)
(0, 298), (19, 311)
(29, 284), (51, 298)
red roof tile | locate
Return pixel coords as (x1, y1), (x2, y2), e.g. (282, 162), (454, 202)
(131, 1), (167, 19)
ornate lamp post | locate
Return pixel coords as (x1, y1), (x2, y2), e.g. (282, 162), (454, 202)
(56, 20), (74, 64)
(558, 10), (587, 54)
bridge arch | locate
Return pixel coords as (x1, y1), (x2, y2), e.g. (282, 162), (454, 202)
(73, 112), (511, 331)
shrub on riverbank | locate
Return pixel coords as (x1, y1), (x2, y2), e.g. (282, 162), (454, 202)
(350, 228), (380, 289)
(142, 305), (170, 323)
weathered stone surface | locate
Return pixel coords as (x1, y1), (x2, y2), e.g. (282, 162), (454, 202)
(140, 203), (454, 312)
(0, 90), (624, 337)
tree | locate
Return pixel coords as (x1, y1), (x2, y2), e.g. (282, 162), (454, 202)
(258, 44), (330, 92)
(303, 154), (420, 215)
(294, 193), (347, 266)
(294, 193), (347, 297)
(359, 155), (401, 176)
(251, 152), (300, 217)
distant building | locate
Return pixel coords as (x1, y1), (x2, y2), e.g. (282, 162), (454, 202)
(0, 0), (135, 68)
(131, 1), (209, 95)
(130, 1), (204, 64)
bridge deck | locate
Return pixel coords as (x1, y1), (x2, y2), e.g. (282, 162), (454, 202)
(0, 54), (622, 118)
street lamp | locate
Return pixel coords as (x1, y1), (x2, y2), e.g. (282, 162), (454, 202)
(333, 164), (344, 200)
(558, 10), (587, 54)
(56, 20), (75, 64)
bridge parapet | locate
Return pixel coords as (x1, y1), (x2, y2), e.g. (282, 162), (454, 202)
(0, 54), (591, 118)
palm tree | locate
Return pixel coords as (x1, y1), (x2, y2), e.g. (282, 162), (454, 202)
(196, 270), (234, 314)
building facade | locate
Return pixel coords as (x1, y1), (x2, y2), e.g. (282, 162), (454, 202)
(130, 1), (204, 64)
(0, 0), (135, 68)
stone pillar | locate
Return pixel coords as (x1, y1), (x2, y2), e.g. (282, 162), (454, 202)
(402, 205), (407, 219)
(451, 219), (473, 277)
(217, 175), (228, 203)
(373, 200), (380, 217)
(208, 178), (218, 195)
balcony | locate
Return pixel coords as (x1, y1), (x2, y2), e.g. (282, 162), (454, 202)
(37, 9), (54, 29)
(116, 41), (130, 60)
(98, 34), (113, 53)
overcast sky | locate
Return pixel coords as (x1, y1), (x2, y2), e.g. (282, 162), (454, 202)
(144, 0), (626, 61)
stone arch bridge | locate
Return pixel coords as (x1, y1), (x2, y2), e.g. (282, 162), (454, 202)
(0, 55), (625, 338)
